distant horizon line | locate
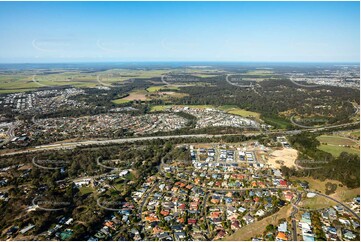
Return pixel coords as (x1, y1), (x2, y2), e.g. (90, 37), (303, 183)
(0, 60), (359, 65)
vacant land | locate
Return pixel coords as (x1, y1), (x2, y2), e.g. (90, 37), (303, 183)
(333, 187), (360, 202)
(96, 69), (171, 84)
(112, 99), (132, 104)
(331, 129), (360, 140)
(317, 135), (359, 157)
(79, 186), (94, 196)
(291, 177), (340, 194)
(160, 91), (188, 98)
(318, 145), (359, 157)
(0, 88), (35, 94)
(146, 85), (180, 92)
(111, 89), (150, 104)
(299, 194), (337, 210)
(218, 105), (261, 120)
(147, 91), (188, 100)
(224, 205), (291, 241)
(350, 130), (360, 139)
(317, 135), (357, 146)
(290, 177), (359, 202)
(0, 69), (172, 93)
(122, 90), (149, 101)
(0, 75), (39, 93)
(267, 148), (298, 169)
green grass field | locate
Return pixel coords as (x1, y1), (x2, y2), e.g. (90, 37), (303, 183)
(317, 135), (357, 146)
(218, 105), (261, 119)
(318, 144), (359, 157)
(146, 85), (180, 93)
(317, 135), (359, 157)
(97, 69), (172, 85)
(186, 105), (214, 109)
(0, 88), (36, 94)
(300, 195), (336, 209)
(0, 68), (218, 93)
(263, 116), (291, 129)
(0, 75), (39, 93)
(79, 186), (94, 195)
(350, 130), (360, 139)
(112, 99), (132, 104)
(0, 69), (173, 93)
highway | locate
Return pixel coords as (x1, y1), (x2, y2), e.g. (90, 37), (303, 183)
(1, 119), (358, 157)
(0, 133), (255, 157)
(290, 115), (359, 130)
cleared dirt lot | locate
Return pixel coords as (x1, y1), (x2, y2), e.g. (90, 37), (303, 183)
(122, 90), (149, 101)
(267, 148), (298, 169)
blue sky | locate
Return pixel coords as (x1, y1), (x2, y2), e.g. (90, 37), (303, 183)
(0, 1), (359, 63)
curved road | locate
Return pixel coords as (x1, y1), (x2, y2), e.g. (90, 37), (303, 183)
(225, 74), (253, 88)
(32, 74), (47, 87)
(314, 191), (360, 220)
(0, 120), (20, 147)
(290, 115), (359, 130)
(96, 75), (112, 87)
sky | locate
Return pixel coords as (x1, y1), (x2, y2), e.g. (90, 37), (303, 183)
(0, 1), (359, 63)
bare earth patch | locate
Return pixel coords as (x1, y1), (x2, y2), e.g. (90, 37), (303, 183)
(123, 91), (149, 101)
(267, 148), (298, 169)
